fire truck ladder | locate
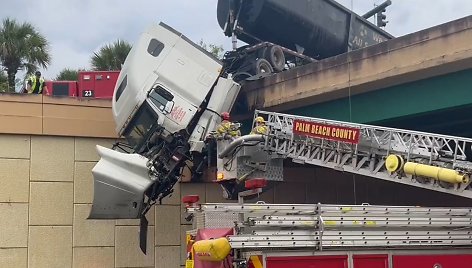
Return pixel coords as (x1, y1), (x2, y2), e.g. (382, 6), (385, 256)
(189, 203), (472, 250)
(254, 110), (472, 199)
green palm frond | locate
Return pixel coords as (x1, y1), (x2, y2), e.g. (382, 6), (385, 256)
(91, 39), (131, 71)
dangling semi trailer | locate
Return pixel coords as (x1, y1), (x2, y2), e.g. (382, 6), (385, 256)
(217, 0), (394, 79)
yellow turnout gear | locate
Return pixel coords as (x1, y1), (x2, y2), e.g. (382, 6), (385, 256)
(216, 120), (240, 138)
(250, 125), (268, 135)
(251, 116), (268, 135)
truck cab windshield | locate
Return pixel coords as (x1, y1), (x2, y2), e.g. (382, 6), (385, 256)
(123, 102), (158, 152)
(149, 86), (174, 113)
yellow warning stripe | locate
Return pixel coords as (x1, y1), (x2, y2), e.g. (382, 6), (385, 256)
(250, 255), (263, 268)
(185, 260), (194, 268)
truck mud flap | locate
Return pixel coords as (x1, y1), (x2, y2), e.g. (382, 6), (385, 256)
(88, 145), (154, 219)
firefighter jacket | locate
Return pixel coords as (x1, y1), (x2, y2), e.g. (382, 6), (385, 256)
(250, 124), (268, 135)
(216, 120), (240, 138)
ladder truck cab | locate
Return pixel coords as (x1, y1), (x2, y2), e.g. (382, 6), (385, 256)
(183, 110), (472, 268)
(88, 22), (241, 222)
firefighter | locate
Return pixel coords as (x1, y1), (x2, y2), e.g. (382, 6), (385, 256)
(25, 71), (48, 94)
(216, 112), (240, 139)
(250, 116), (268, 135)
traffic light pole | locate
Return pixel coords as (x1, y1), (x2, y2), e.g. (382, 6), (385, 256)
(362, 0), (392, 26)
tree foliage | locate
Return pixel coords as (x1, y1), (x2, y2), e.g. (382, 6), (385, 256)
(0, 70), (8, 92)
(0, 18), (50, 92)
(198, 39), (225, 59)
(55, 68), (80, 81)
(91, 39), (131, 71)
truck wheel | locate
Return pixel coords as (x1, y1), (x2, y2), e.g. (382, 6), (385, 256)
(265, 45), (285, 72)
(254, 58), (273, 75)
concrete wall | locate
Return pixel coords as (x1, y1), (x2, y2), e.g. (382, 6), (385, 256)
(0, 94), (229, 267)
(0, 135), (117, 267)
(0, 94), (115, 138)
(0, 134), (189, 267)
(0, 132), (257, 267)
(0, 94), (168, 267)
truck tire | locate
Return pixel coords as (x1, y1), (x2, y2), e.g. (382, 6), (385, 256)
(232, 72), (252, 82)
(257, 47), (267, 58)
(254, 58), (273, 75)
(265, 45), (285, 72)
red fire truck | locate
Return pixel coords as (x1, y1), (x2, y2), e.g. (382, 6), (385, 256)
(181, 110), (472, 268)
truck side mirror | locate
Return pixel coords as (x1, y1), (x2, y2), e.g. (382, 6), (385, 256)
(164, 101), (174, 114)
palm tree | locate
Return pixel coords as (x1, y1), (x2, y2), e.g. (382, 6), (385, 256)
(91, 39), (131, 71)
(0, 18), (50, 92)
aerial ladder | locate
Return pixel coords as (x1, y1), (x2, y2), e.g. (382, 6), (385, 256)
(217, 110), (472, 200)
(183, 110), (472, 267)
(185, 201), (472, 267)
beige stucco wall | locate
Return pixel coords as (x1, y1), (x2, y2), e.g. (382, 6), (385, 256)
(0, 132), (261, 267)
(0, 135), (117, 268)
(0, 129), (316, 267)
(0, 96), (335, 267)
(0, 94), (197, 267)
(0, 94), (158, 267)
(0, 94), (116, 138)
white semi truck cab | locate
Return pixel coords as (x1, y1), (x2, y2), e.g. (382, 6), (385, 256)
(88, 23), (240, 224)
(113, 22), (238, 154)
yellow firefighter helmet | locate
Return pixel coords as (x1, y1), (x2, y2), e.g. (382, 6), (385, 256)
(255, 116), (265, 124)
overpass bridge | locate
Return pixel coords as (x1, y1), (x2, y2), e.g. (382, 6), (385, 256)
(237, 15), (472, 137)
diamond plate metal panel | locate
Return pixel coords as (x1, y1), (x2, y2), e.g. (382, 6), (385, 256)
(237, 158), (284, 181)
(194, 211), (239, 229)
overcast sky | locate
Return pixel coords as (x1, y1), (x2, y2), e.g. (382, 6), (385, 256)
(1, 0), (472, 80)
